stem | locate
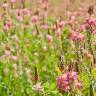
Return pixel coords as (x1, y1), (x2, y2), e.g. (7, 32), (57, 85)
(34, 66), (38, 84)
(87, 30), (96, 65)
(74, 41), (80, 72)
(90, 84), (94, 96)
(21, 0), (25, 9)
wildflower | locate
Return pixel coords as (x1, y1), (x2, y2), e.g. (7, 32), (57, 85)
(12, 35), (18, 43)
(4, 50), (10, 56)
(22, 8), (30, 17)
(74, 81), (82, 89)
(42, 46), (47, 52)
(82, 18), (96, 30)
(46, 34), (53, 43)
(56, 71), (82, 93)
(3, 19), (12, 32)
(56, 74), (70, 93)
(33, 83), (43, 92)
(59, 21), (66, 28)
(3, 24), (9, 32)
(31, 15), (38, 24)
(70, 31), (78, 41)
(77, 33), (84, 41)
(15, 9), (23, 21)
(11, 55), (17, 62)
(70, 31), (84, 42)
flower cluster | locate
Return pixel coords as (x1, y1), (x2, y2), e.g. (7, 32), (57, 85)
(70, 31), (84, 42)
(82, 18), (96, 34)
(3, 19), (12, 32)
(33, 83), (43, 93)
(56, 71), (82, 93)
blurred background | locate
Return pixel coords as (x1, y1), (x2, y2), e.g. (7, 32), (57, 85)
(0, 0), (96, 17)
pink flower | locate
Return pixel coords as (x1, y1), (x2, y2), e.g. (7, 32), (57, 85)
(11, 0), (16, 3)
(70, 31), (78, 41)
(4, 50), (10, 56)
(42, 46), (47, 52)
(3, 19), (12, 32)
(46, 34), (53, 43)
(77, 33), (84, 41)
(31, 15), (38, 24)
(22, 8), (30, 17)
(56, 75), (69, 93)
(56, 71), (82, 93)
(71, 71), (78, 80)
(15, 9), (23, 21)
(59, 21), (66, 28)
(3, 24), (9, 32)
(11, 56), (17, 62)
(70, 31), (84, 42)
(86, 18), (96, 26)
(74, 81), (82, 89)
(55, 28), (61, 37)
(82, 18), (96, 30)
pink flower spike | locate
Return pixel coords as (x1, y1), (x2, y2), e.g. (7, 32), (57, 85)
(46, 34), (53, 43)
(31, 15), (38, 24)
(77, 33), (84, 41)
(59, 21), (66, 28)
(23, 8), (30, 17)
(3, 25), (9, 32)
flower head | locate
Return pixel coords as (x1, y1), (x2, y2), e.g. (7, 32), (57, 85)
(56, 71), (82, 93)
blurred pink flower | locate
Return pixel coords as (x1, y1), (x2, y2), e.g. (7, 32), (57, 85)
(3, 24), (9, 32)
(15, 9), (23, 21)
(74, 81), (82, 89)
(70, 31), (84, 42)
(46, 34), (53, 43)
(56, 74), (69, 93)
(83, 18), (96, 29)
(22, 8), (30, 17)
(3, 19), (12, 32)
(11, 0), (16, 3)
(31, 15), (38, 24)
(59, 21), (66, 28)
(4, 50), (10, 56)
(77, 33), (84, 41)
(11, 56), (17, 62)
(42, 46), (47, 52)
(56, 71), (82, 93)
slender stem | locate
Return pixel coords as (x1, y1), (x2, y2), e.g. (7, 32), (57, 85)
(87, 30), (96, 65)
